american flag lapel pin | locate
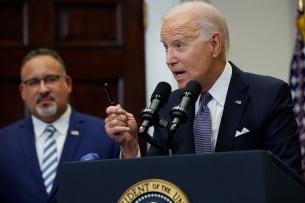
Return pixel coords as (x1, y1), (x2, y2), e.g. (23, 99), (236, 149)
(71, 130), (79, 136)
(235, 100), (242, 105)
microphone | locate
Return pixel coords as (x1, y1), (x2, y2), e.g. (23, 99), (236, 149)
(169, 80), (202, 132)
(139, 82), (172, 133)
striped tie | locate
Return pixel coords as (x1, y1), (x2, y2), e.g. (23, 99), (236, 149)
(193, 92), (213, 153)
(42, 125), (58, 195)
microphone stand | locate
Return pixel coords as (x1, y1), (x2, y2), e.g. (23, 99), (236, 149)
(165, 106), (189, 156)
(138, 130), (164, 154)
(138, 107), (189, 156)
(138, 118), (170, 156)
(165, 130), (175, 156)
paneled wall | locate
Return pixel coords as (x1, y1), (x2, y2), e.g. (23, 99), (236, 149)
(0, 0), (147, 154)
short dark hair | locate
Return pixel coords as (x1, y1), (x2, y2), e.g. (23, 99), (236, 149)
(20, 48), (66, 81)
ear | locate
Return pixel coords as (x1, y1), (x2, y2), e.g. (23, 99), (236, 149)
(64, 75), (73, 93)
(19, 83), (26, 101)
(210, 32), (222, 58)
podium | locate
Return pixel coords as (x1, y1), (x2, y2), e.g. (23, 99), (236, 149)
(58, 150), (305, 203)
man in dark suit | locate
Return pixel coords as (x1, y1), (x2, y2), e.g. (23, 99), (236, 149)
(0, 48), (132, 203)
(148, 62), (301, 173)
(105, 1), (302, 175)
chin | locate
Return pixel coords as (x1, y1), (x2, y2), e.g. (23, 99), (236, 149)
(36, 104), (57, 117)
(177, 85), (184, 90)
(177, 81), (189, 90)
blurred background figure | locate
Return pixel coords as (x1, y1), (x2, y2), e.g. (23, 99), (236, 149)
(0, 48), (120, 203)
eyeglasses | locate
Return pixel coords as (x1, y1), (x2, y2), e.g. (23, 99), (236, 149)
(23, 75), (64, 87)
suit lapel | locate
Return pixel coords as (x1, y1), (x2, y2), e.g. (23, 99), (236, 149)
(17, 117), (49, 199)
(50, 109), (85, 197)
(215, 62), (249, 151)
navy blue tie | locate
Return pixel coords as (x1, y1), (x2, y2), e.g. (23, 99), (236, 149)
(42, 125), (57, 195)
(193, 92), (213, 153)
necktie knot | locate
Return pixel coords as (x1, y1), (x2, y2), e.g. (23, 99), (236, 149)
(200, 92), (213, 107)
(45, 125), (56, 134)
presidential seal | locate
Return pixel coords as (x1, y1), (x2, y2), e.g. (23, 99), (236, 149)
(118, 179), (190, 203)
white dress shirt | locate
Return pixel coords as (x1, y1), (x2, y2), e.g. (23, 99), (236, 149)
(195, 61), (232, 151)
(33, 105), (71, 170)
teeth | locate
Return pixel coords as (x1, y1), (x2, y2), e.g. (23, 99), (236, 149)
(176, 72), (184, 76)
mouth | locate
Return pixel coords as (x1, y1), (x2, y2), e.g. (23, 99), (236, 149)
(39, 98), (53, 103)
(36, 96), (55, 105)
(174, 71), (186, 77)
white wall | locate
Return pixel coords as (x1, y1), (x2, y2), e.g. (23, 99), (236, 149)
(144, 0), (180, 105)
(144, 0), (298, 104)
(210, 0), (297, 82)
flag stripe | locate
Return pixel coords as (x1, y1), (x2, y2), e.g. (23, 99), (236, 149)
(289, 12), (305, 179)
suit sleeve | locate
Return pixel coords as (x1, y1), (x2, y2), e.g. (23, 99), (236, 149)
(265, 81), (302, 175)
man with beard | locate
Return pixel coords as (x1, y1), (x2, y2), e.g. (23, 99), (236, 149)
(0, 48), (122, 203)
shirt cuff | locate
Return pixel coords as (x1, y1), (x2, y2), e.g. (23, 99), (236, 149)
(119, 144), (141, 158)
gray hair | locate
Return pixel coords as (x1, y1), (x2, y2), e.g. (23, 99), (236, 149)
(20, 48), (66, 81)
(162, 1), (230, 59)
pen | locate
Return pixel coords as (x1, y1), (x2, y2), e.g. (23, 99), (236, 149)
(104, 83), (116, 106)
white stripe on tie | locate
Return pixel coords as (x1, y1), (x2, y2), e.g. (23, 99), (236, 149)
(42, 125), (58, 195)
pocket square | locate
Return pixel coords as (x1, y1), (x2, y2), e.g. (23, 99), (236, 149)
(80, 153), (100, 161)
(235, 127), (250, 137)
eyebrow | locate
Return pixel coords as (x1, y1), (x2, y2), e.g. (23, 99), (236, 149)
(173, 37), (183, 41)
(160, 36), (186, 44)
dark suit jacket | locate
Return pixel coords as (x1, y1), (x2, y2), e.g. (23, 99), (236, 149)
(0, 109), (120, 203)
(147, 62), (302, 175)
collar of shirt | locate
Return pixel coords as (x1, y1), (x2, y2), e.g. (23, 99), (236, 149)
(32, 105), (72, 169)
(196, 61), (232, 110)
(32, 104), (72, 138)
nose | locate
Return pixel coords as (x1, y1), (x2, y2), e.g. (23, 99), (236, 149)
(166, 48), (178, 66)
(38, 80), (50, 94)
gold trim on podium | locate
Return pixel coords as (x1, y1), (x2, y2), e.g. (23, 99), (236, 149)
(118, 179), (190, 203)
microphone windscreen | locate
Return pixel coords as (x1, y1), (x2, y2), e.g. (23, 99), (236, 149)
(151, 82), (172, 103)
(182, 80), (202, 101)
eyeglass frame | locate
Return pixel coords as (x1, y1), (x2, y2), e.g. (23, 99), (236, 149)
(22, 75), (66, 87)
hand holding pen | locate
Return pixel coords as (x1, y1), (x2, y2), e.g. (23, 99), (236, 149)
(104, 83), (139, 158)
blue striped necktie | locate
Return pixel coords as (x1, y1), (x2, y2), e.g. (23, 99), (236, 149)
(42, 125), (58, 195)
(193, 92), (213, 153)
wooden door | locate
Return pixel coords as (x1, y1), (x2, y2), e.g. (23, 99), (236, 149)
(0, 0), (147, 154)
